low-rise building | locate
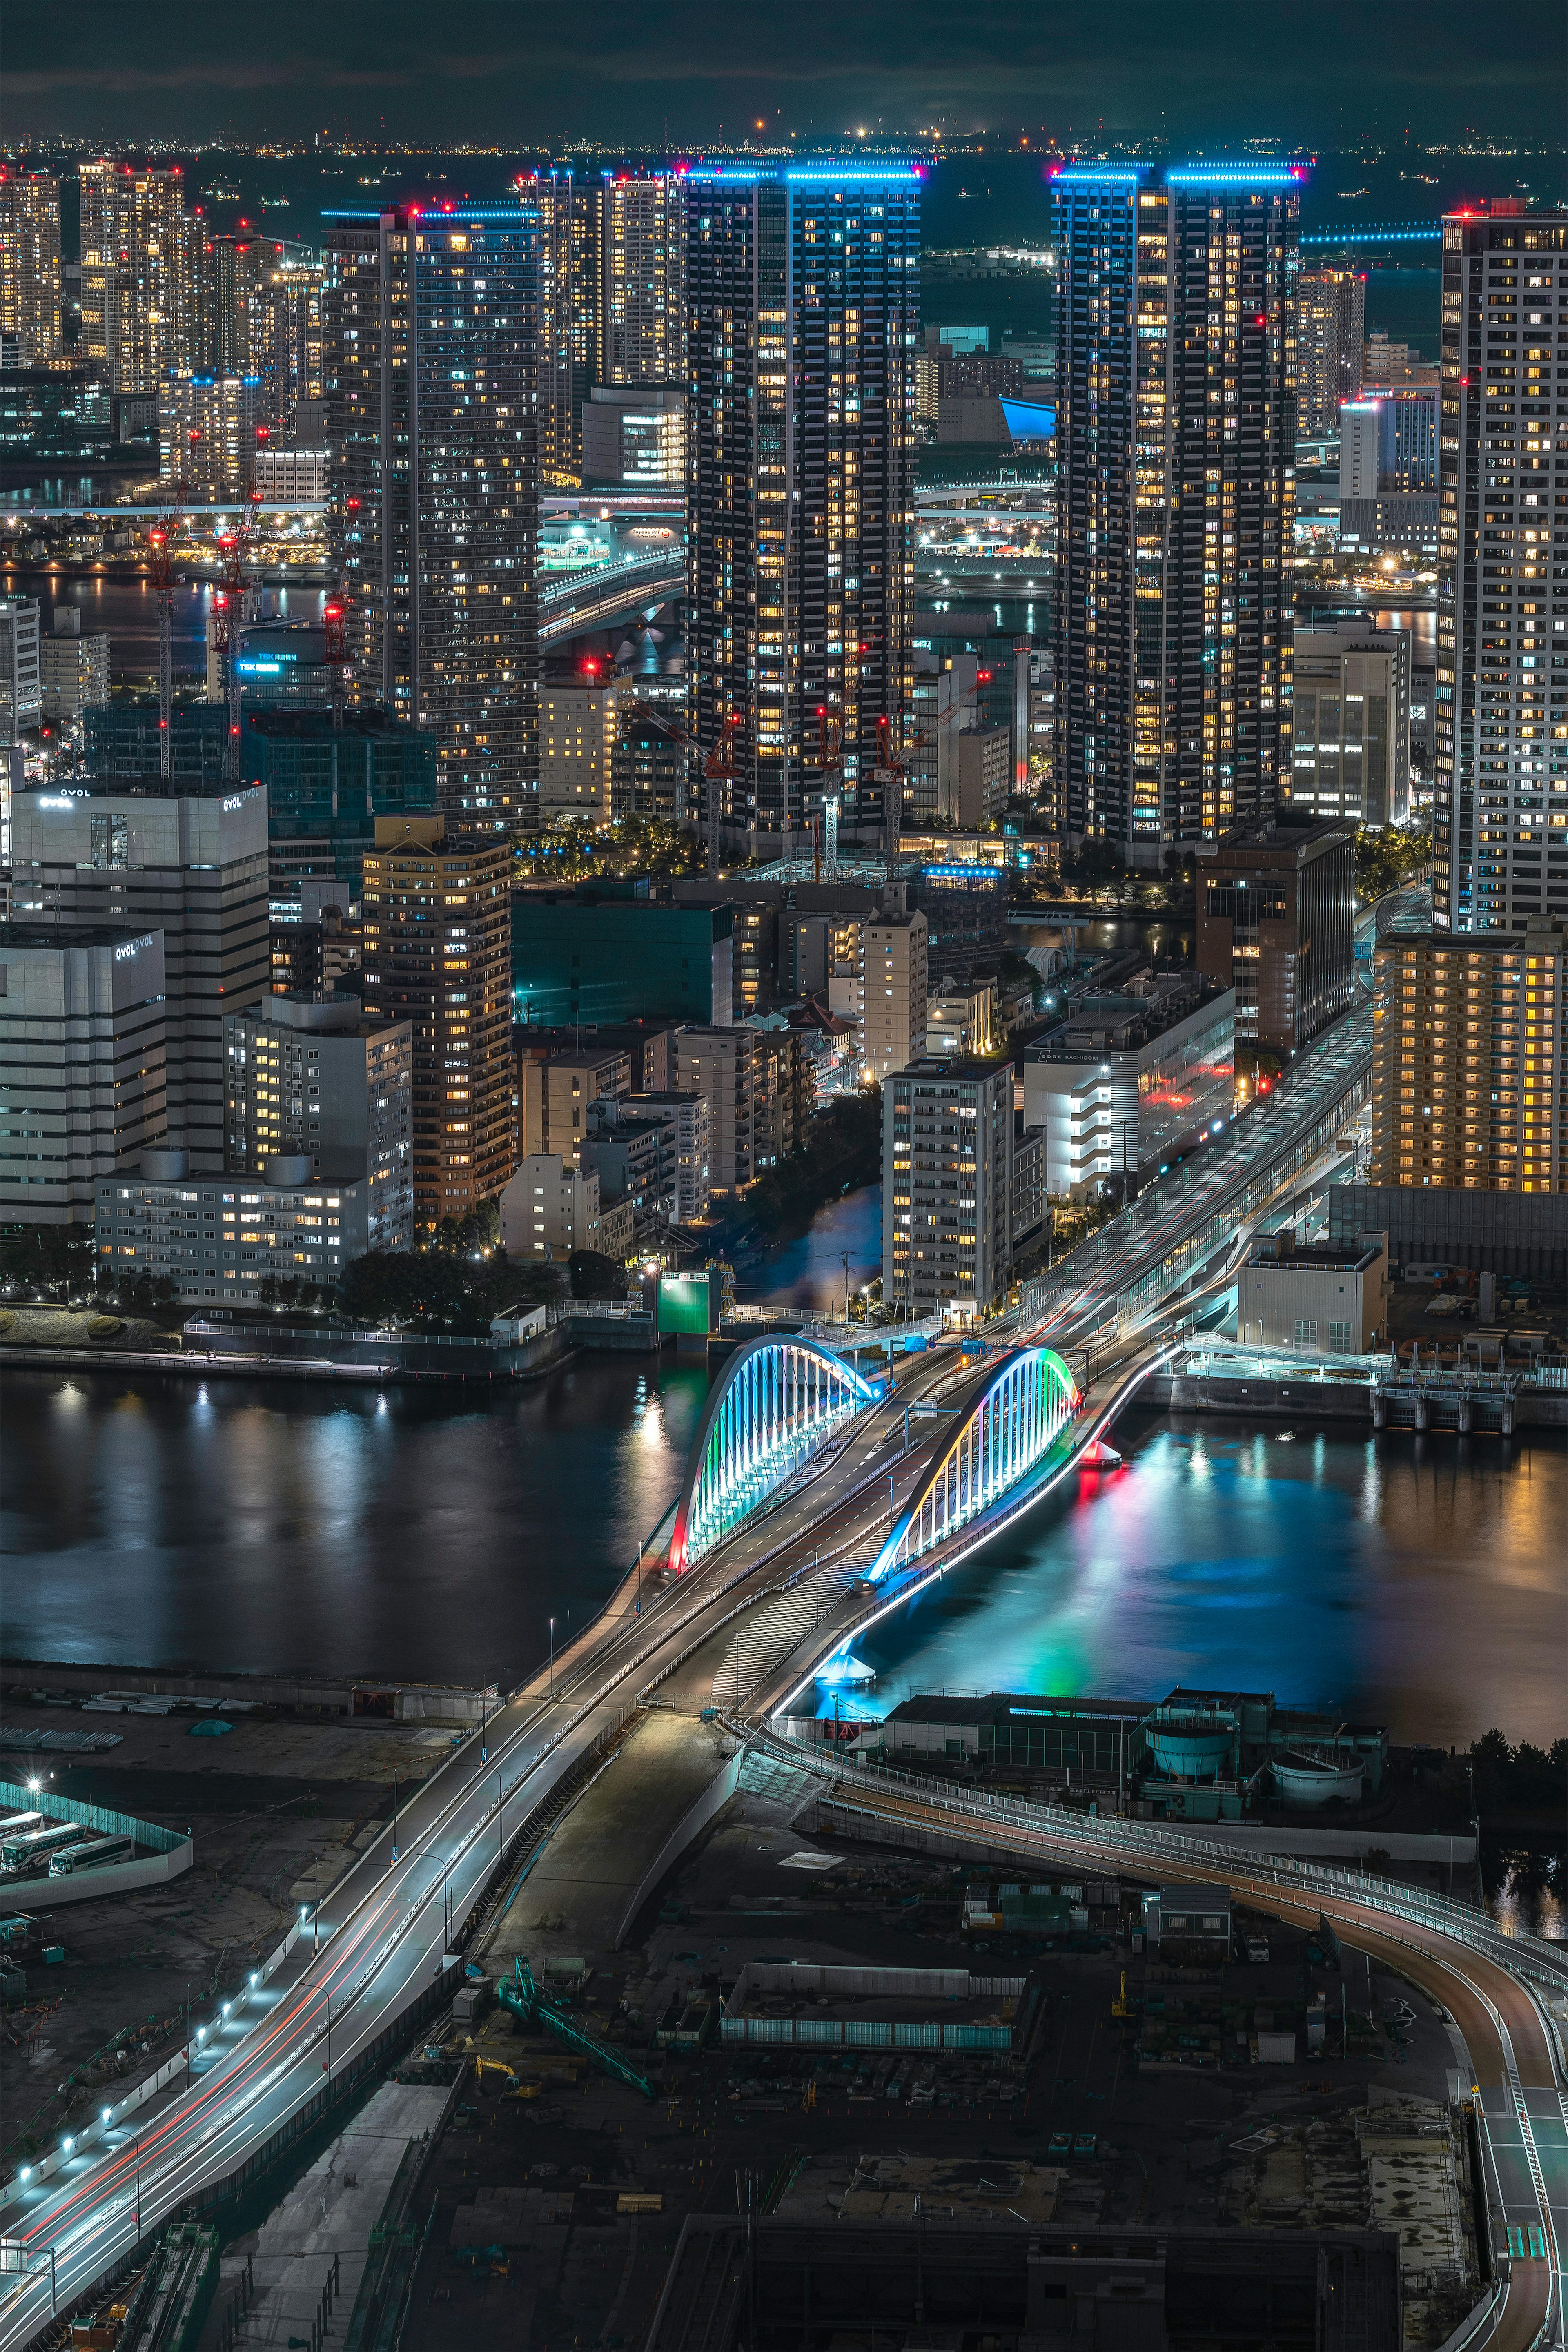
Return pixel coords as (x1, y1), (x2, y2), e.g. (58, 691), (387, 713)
(0, 593), (42, 743)
(1237, 1229), (1389, 1355)
(623, 1089), (712, 1224)
(1011, 1119), (1045, 1250)
(498, 1151), (601, 1262)
(677, 1024), (809, 1195)
(861, 907), (929, 1082)
(1022, 981), (1235, 1200)
(223, 991), (412, 1250)
(579, 1094), (672, 1232)
(97, 1147), (375, 1303)
(883, 1054), (1014, 1324)
(249, 445), (328, 502)
(0, 924), (167, 1224)
(926, 977), (995, 1061)
(516, 1042), (631, 1169)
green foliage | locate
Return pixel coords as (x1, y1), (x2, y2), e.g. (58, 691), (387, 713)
(744, 1086), (882, 1236)
(515, 814), (703, 885)
(1356, 821), (1431, 904)
(431, 1196), (502, 1258)
(337, 1241), (549, 1332)
(568, 1248), (629, 1300)
(1467, 1729), (1568, 1822)
(0, 1221), (98, 1299)
(997, 945), (1043, 1010)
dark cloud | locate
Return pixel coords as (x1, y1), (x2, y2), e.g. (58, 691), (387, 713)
(9, 0), (1565, 143)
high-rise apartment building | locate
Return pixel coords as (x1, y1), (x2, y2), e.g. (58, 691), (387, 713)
(684, 163), (920, 835)
(533, 171), (597, 489)
(160, 371), (263, 499)
(359, 815), (514, 1223)
(1297, 265), (1364, 437)
(1369, 918), (1565, 1192)
(1053, 162), (1302, 867)
(861, 906), (929, 1080)
(78, 160), (195, 392)
(1196, 816), (1357, 1052)
(223, 990), (414, 1246)
(0, 926), (167, 1225)
(0, 595), (42, 744)
(0, 169), (63, 363)
(8, 786), (269, 1170)
(249, 256), (324, 435)
(323, 204), (541, 829)
(40, 608), (111, 725)
(883, 1056), (1014, 1323)
(599, 172), (685, 386)
(539, 674), (617, 823)
(676, 1024), (810, 1194)
(1433, 204), (1567, 935)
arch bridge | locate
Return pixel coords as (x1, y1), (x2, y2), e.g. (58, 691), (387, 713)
(869, 1344), (1079, 1582)
(667, 1336), (881, 1573)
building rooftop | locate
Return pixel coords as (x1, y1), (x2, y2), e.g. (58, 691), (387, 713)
(0, 921), (160, 951)
(1245, 1238), (1385, 1275)
(1374, 916), (1566, 957)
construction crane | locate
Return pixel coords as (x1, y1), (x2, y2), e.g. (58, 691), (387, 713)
(145, 477), (187, 785)
(874, 712), (907, 873)
(323, 590), (350, 730)
(211, 479), (263, 786)
(814, 705), (845, 880)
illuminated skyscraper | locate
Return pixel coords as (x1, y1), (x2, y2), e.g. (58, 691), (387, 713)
(1053, 161), (1302, 868)
(599, 171), (685, 386)
(1433, 203), (1567, 935)
(1298, 265), (1364, 434)
(684, 162), (920, 837)
(323, 203), (541, 828)
(0, 169), (62, 363)
(532, 170), (597, 489)
(77, 160), (195, 391)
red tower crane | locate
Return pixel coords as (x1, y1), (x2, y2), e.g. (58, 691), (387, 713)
(211, 476), (263, 786)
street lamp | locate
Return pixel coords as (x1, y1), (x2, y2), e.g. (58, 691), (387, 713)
(549, 1616), (556, 1697)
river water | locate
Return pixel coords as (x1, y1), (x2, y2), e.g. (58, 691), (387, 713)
(2, 1185), (1564, 1756)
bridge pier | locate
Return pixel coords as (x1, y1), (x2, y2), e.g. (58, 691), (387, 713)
(1372, 1389), (1388, 1430)
(1499, 1394), (1515, 1436)
(1413, 1390), (1430, 1432)
(1457, 1394), (1474, 1434)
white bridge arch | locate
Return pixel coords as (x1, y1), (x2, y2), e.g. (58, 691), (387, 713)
(667, 1336), (881, 1573)
(869, 1344), (1080, 1581)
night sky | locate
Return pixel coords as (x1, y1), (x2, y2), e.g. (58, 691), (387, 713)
(11, 0), (1566, 148)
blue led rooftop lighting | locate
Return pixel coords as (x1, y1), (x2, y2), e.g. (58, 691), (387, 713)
(784, 164), (925, 182)
(677, 166), (764, 182)
(1301, 224), (1441, 244)
(1050, 166), (1144, 184)
(1165, 163), (1308, 185)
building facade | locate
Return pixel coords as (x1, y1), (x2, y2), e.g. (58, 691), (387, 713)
(0, 926), (167, 1224)
(160, 371), (263, 499)
(539, 675), (618, 823)
(0, 169), (63, 364)
(78, 160), (197, 392)
(1237, 1230), (1389, 1354)
(223, 990), (413, 1247)
(861, 907), (929, 1080)
(624, 1089), (713, 1224)
(0, 594), (42, 743)
(39, 610), (110, 724)
(1433, 204), (1567, 935)
(1296, 266), (1363, 439)
(1022, 986), (1236, 1197)
(499, 1151), (601, 1260)
(1289, 628), (1410, 826)
(517, 1041), (630, 1167)
(245, 704), (439, 906)
(323, 204), (541, 828)
(98, 1151), (376, 1304)
(359, 816), (514, 1223)
(599, 172), (685, 387)
(1196, 818), (1356, 1052)
(883, 1056), (1014, 1323)
(512, 895), (734, 1027)
(9, 785), (268, 1170)
(677, 1024), (809, 1194)
(1053, 162), (1301, 866)
(1369, 918), (1565, 1193)
(685, 163), (920, 834)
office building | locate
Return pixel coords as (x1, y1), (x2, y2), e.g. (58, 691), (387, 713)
(512, 894), (734, 1027)
(1053, 162), (1301, 866)
(223, 992), (413, 1247)
(517, 1041), (630, 1167)
(1337, 390), (1439, 557)
(9, 785), (268, 1170)
(0, 926), (167, 1224)
(78, 160), (196, 392)
(1368, 918), (1565, 1192)
(358, 815), (514, 1223)
(1363, 331), (1438, 389)
(677, 1025), (810, 1194)
(862, 907), (929, 1080)
(1196, 817), (1356, 1053)
(580, 386), (686, 486)
(685, 163), (920, 833)
(599, 172), (685, 386)
(883, 1056), (1015, 1323)
(1297, 266), (1363, 438)
(1288, 628), (1410, 826)
(0, 169), (63, 364)
(250, 445), (328, 503)
(499, 1151), (601, 1261)
(324, 203), (541, 828)
(98, 1149), (376, 1304)
(39, 608), (110, 725)
(0, 594), (42, 743)
(1237, 1229), (1389, 1355)
(908, 861), (1007, 987)
(540, 673), (618, 824)
(1434, 203), (1568, 935)
(623, 1089), (712, 1224)
(160, 371), (263, 500)
(1023, 982), (1235, 1197)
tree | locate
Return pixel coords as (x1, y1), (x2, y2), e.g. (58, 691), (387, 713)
(0, 1222), (97, 1300)
(569, 1249), (628, 1301)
